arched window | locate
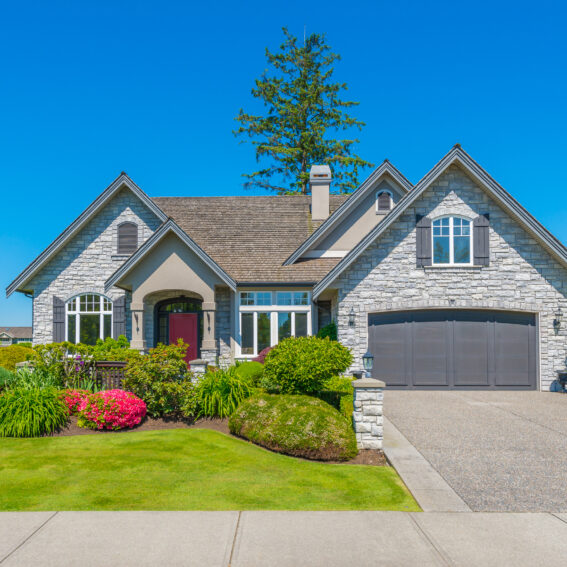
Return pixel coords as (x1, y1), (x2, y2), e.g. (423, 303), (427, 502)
(117, 222), (138, 255)
(376, 190), (393, 212)
(432, 216), (472, 265)
(66, 294), (113, 345)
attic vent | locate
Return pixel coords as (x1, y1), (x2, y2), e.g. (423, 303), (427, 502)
(117, 222), (138, 255)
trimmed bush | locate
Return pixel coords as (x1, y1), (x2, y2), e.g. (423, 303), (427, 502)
(230, 394), (357, 461)
(77, 389), (147, 430)
(123, 341), (196, 419)
(317, 320), (337, 341)
(0, 345), (34, 371)
(59, 389), (91, 415)
(196, 367), (253, 418)
(0, 387), (69, 437)
(318, 376), (354, 423)
(235, 361), (264, 385)
(263, 337), (352, 394)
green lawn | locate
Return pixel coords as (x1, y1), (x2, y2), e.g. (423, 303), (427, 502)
(0, 429), (419, 511)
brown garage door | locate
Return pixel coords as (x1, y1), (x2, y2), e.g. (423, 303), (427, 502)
(368, 310), (537, 389)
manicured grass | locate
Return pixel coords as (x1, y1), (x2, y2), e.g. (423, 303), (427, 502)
(0, 429), (419, 511)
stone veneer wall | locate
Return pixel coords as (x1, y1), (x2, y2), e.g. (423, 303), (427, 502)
(216, 287), (233, 367)
(29, 188), (162, 344)
(335, 166), (567, 391)
(352, 379), (384, 450)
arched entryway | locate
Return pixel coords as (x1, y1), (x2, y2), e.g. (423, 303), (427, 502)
(154, 296), (203, 363)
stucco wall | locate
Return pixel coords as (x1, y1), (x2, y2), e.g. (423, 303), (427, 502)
(29, 188), (162, 344)
(334, 165), (567, 391)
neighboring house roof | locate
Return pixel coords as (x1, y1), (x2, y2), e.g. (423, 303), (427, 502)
(6, 173), (168, 297)
(313, 145), (567, 298)
(283, 160), (413, 266)
(105, 219), (238, 292)
(152, 195), (349, 283)
(0, 327), (32, 339)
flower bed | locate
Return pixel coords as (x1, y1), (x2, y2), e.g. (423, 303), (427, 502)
(77, 389), (147, 431)
(59, 389), (91, 415)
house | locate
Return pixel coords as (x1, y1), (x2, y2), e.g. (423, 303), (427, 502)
(0, 327), (32, 347)
(6, 146), (567, 391)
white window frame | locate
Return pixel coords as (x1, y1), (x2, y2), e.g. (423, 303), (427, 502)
(236, 290), (313, 357)
(65, 294), (113, 344)
(376, 190), (393, 213)
(432, 215), (473, 266)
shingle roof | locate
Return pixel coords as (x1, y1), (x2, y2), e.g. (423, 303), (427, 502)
(0, 327), (32, 339)
(151, 195), (349, 283)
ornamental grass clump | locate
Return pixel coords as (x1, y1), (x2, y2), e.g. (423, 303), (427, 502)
(0, 387), (69, 437)
(77, 389), (146, 431)
(196, 367), (253, 418)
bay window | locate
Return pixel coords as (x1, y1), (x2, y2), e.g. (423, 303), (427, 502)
(66, 294), (113, 345)
(238, 291), (311, 356)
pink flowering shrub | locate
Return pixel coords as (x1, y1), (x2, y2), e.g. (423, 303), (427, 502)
(59, 389), (91, 415)
(77, 389), (146, 430)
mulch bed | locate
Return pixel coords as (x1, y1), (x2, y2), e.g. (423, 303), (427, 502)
(48, 416), (386, 466)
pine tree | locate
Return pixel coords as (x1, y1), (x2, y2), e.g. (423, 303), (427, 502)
(234, 28), (372, 194)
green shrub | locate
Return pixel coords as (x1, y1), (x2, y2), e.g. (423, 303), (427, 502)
(0, 345), (34, 371)
(196, 367), (253, 418)
(8, 367), (63, 390)
(317, 320), (337, 341)
(17, 342), (32, 349)
(263, 337), (352, 394)
(234, 361), (264, 385)
(229, 393), (357, 461)
(0, 387), (69, 437)
(317, 376), (354, 423)
(339, 394), (353, 421)
(323, 375), (354, 393)
(123, 341), (196, 419)
(0, 367), (14, 391)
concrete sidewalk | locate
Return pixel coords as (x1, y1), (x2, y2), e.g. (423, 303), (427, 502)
(2, 511), (567, 566)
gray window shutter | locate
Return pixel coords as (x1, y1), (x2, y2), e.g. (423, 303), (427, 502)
(473, 213), (490, 266)
(53, 296), (65, 342)
(117, 222), (138, 255)
(113, 296), (126, 338)
(416, 214), (432, 267)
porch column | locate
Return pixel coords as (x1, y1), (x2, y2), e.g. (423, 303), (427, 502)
(201, 301), (216, 350)
(130, 302), (147, 351)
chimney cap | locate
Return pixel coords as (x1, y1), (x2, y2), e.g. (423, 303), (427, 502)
(309, 164), (332, 183)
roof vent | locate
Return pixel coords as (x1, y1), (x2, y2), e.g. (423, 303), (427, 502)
(310, 165), (332, 221)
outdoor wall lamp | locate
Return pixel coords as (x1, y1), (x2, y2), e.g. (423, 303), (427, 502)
(349, 307), (356, 327)
(554, 307), (563, 334)
(362, 350), (374, 378)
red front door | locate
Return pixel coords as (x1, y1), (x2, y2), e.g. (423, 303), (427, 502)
(169, 313), (199, 366)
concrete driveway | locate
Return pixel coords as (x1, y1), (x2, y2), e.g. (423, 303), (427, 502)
(384, 390), (567, 512)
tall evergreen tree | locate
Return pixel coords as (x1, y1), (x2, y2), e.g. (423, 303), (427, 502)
(234, 28), (372, 194)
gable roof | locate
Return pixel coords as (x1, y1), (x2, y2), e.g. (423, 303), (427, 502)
(0, 327), (32, 339)
(105, 218), (238, 292)
(6, 173), (168, 297)
(313, 145), (567, 298)
(283, 160), (413, 266)
(152, 195), (349, 283)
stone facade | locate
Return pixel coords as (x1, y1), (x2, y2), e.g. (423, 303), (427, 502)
(30, 188), (162, 345)
(335, 166), (567, 391)
(215, 287), (233, 367)
(352, 378), (384, 449)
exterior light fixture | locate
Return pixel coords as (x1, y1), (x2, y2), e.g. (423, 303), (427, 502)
(349, 307), (356, 327)
(554, 307), (563, 333)
(362, 350), (374, 377)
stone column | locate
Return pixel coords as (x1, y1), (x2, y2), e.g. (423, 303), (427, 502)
(200, 301), (217, 365)
(130, 302), (146, 352)
(352, 378), (385, 450)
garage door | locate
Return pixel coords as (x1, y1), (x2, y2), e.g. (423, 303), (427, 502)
(368, 310), (537, 389)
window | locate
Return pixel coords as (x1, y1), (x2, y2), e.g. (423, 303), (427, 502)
(117, 222), (138, 255)
(66, 294), (113, 345)
(432, 216), (472, 265)
(238, 290), (311, 356)
(376, 190), (393, 212)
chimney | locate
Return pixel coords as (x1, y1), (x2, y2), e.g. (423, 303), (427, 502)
(310, 164), (331, 221)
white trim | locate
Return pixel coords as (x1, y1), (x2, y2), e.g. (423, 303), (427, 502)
(302, 250), (349, 259)
(6, 174), (167, 297)
(431, 215), (473, 267)
(65, 293), (113, 344)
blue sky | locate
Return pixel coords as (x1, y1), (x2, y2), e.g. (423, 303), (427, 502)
(1, 0), (566, 325)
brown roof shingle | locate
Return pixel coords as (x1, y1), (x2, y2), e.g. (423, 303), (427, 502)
(151, 195), (349, 283)
(0, 327), (32, 339)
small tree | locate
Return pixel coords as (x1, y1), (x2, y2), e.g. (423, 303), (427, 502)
(235, 28), (372, 194)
